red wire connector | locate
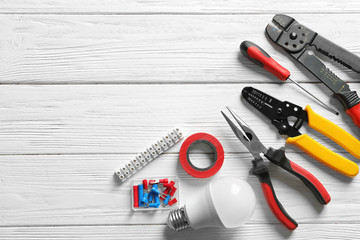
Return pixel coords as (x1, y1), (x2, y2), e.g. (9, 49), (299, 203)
(159, 178), (168, 184)
(133, 185), (139, 208)
(149, 178), (168, 185)
(142, 179), (148, 190)
(169, 186), (177, 197)
(163, 180), (175, 188)
(160, 187), (171, 200)
(168, 198), (177, 206)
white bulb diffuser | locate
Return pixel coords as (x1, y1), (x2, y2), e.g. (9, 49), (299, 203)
(167, 176), (256, 231)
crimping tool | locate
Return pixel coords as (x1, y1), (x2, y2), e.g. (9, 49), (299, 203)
(266, 14), (360, 127)
(242, 86), (360, 177)
(222, 107), (330, 230)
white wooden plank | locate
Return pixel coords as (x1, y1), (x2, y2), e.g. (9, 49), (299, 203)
(0, 152), (358, 226)
(0, 84), (359, 155)
(0, 224), (358, 240)
(0, 0), (359, 14)
(0, 14), (359, 84)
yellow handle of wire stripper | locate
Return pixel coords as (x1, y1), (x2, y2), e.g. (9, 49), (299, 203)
(305, 105), (360, 159)
(287, 134), (359, 177)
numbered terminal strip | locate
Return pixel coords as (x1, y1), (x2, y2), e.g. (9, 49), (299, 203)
(115, 128), (183, 183)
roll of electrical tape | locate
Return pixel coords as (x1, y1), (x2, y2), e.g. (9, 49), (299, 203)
(179, 133), (224, 178)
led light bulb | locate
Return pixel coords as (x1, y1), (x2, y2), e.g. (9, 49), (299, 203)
(167, 176), (256, 231)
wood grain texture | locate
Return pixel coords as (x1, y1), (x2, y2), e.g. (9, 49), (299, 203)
(0, 153), (358, 226)
(0, 14), (359, 84)
(0, 0), (360, 238)
(0, 0), (359, 14)
(0, 84), (359, 155)
(0, 224), (358, 240)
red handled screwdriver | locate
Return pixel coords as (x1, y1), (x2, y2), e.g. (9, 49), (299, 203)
(240, 40), (339, 115)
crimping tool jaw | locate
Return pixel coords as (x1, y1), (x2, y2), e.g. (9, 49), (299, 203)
(265, 23), (282, 43)
(272, 14), (295, 29)
(266, 14), (316, 54)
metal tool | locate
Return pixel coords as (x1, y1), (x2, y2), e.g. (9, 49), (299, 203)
(240, 40), (338, 115)
(221, 107), (330, 230)
(242, 86), (360, 177)
(266, 14), (360, 127)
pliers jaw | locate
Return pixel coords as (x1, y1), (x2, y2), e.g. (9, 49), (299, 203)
(221, 107), (331, 230)
(221, 107), (267, 159)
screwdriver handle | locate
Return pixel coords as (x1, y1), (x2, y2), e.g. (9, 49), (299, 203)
(240, 41), (290, 81)
(265, 147), (331, 205)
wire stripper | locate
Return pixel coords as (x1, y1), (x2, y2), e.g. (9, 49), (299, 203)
(242, 86), (360, 177)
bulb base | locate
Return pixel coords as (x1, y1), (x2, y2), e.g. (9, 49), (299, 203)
(167, 207), (190, 231)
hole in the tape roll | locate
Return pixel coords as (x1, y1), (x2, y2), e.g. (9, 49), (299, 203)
(187, 142), (215, 170)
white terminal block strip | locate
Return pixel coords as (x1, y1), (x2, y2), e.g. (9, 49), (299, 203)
(115, 128), (183, 183)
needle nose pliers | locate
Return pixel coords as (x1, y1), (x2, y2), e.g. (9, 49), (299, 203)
(221, 107), (330, 230)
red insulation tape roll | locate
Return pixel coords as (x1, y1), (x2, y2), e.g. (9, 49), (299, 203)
(179, 133), (224, 178)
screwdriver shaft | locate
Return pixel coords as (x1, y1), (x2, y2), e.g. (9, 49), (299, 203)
(288, 78), (339, 115)
(240, 41), (339, 115)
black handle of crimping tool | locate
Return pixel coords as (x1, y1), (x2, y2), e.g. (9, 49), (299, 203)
(265, 147), (331, 205)
(334, 91), (360, 128)
(251, 158), (298, 230)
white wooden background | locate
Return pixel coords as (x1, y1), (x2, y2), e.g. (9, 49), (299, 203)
(0, 1), (359, 239)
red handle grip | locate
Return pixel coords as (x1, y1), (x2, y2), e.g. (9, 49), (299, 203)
(240, 41), (290, 81)
(289, 161), (331, 204)
(346, 103), (360, 128)
(265, 147), (331, 205)
(256, 172), (298, 230)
